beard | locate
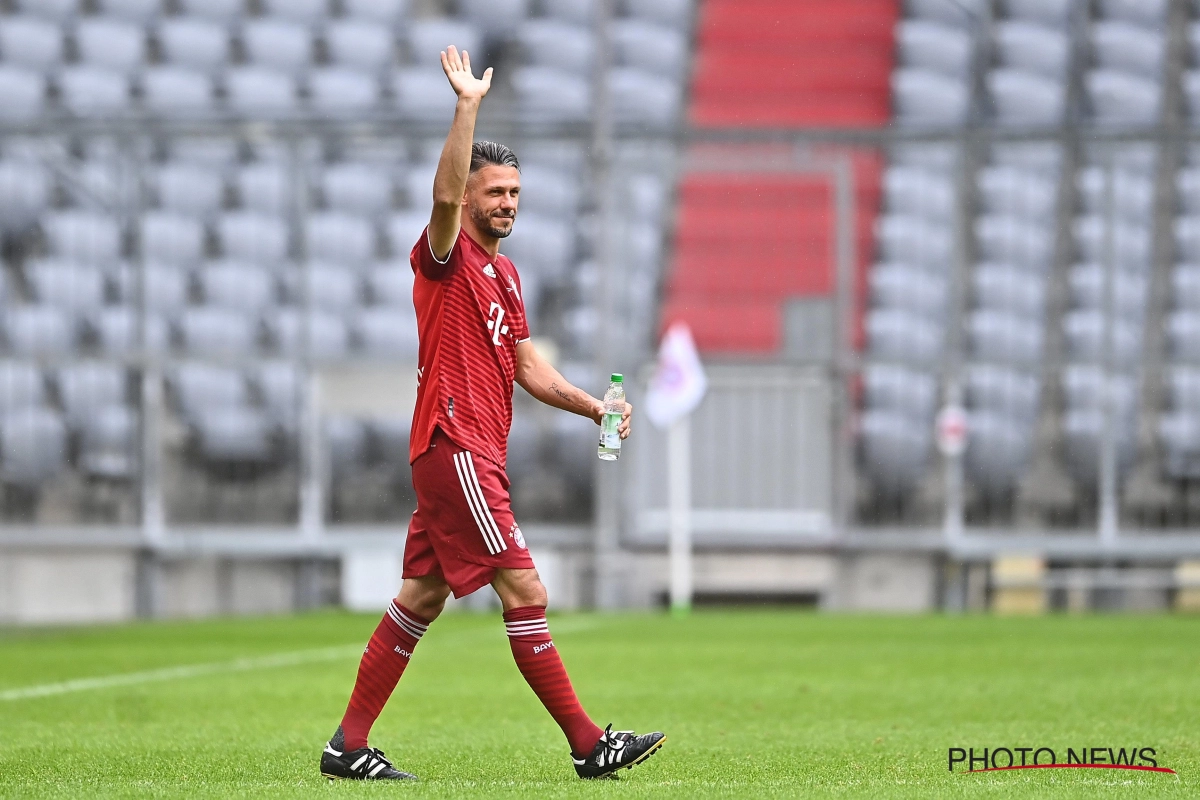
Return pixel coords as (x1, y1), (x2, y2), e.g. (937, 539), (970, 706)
(470, 205), (515, 239)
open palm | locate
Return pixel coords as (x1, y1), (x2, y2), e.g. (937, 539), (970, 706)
(440, 45), (492, 100)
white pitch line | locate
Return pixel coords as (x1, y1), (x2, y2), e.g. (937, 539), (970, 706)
(0, 645), (363, 702)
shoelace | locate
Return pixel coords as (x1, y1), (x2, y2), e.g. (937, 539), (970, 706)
(351, 748), (394, 777)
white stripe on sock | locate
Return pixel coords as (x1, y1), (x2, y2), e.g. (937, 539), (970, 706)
(386, 604), (426, 640)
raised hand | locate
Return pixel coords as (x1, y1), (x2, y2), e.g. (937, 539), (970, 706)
(440, 45), (492, 101)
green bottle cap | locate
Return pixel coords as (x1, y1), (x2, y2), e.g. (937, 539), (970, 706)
(610, 373), (623, 383)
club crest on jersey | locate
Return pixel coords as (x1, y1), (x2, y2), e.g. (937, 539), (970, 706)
(510, 522), (526, 549)
(506, 275), (521, 302)
(482, 263), (498, 278)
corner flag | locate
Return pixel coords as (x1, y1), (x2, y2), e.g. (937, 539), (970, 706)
(645, 322), (707, 429)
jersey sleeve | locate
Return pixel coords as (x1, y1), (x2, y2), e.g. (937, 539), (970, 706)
(511, 269), (531, 343)
(410, 225), (462, 281)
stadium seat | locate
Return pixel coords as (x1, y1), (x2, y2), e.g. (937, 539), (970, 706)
(1167, 367), (1200, 411)
(78, 404), (137, 480)
(1063, 407), (1136, 485)
(343, 0), (408, 24)
(1177, 169), (1200, 212)
(0, 67), (45, 122)
(863, 364), (937, 419)
(1172, 265), (1200, 309)
(993, 21), (1069, 77)
(866, 309), (942, 364)
(406, 20), (481, 65)
(140, 212), (205, 266)
(511, 66), (591, 123)
(96, 0), (161, 21)
(891, 69), (968, 125)
(235, 163), (289, 214)
(500, 213), (573, 281)
(976, 166), (1057, 218)
(242, 20), (313, 72)
(190, 407), (277, 466)
(974, 215), (1054, 266)
(987, 69), (1065, 125)
(392, 68), (458, 121)
(1074, 216), (1151, 267)
(141, 68), (217, 117)
(57, 363), (128, 425)
(896, 20), (972, 76)
(1063, 311), (1142, 366)
(261, 0), (329, 25)
(964, 410), (1033, 493)
(0, 361), (45, 411)
(109, 265), (190, 313)
(973, 265), (1046, 318)
(154, 163), (224, 216)
(875, 214), (953, 266)
(325, 19), (394, 71)
(0, 16), (63, 70)
(12, 0), (79, 22)
(75, 19), (146, 74)
(218, 211), (290, 263)
(196, 263), (277, 312)
(859, 409), (932, 493)
(322, 163), (392, 216)
(58, 67), (130, 117)
(225, 67), (299, 116)
(157, 18), (230, 72)
(300, 267), (362, 312)
(305, 212), (375, 265)
(265, 308), (350, 359)
(1086, 70), (1161, 125)
(356, 307), (418, 357)
(542, 0), (593, 24)
(368, 416), (409, 465)
(177, 307), (260, 356)
(4, 306), (76, 355)
(968, 310), (1044, 364)
(966, 365), (1040, 419)
(1099, 0), (1167, 27)
(1092, 21), (1164, 77)
(884, 166), (954, 218)
(459, 0), (529, 36)
(1068, 264), (1147, 317)
(309, 67), (381, 116)
(0, 406), (67, 488)
(516, 20), (593, 74)
(90, 308), (169, 355)
(1077, 168), (1154, 218)
(625, 0), (690, 27)
(1003, 0), (1071, 26)
(0, 159), (50, 231)
(170, 363), (248, 419)
(169, 137), (240, 167)
(608, 68), (681, 128)
(386, 211), (428, 256)
(366, 263), (413, 305)
(177, 0), (241, 23)
(869, 263), (947, 317)
(325, 415), (369, 478)
(25, 261), (106, 311)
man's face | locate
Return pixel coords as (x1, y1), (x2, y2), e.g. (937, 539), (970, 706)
(464, 164), (520, 239)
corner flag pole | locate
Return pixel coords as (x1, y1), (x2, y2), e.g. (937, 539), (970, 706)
(668, 414), (692, 615)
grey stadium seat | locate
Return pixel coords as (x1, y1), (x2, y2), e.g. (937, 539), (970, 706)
(500, 213), (573, 281)
(309, 67), (381, 116)
(406, 20), (481, 65)
(1086, 70), (1161, 125)
(325, 415), (369, 478)
(551, 410), (596, 489)
(141, 68), (216, 117)
(875, 214), (953, 266)
(1172, 265), (1200, 309)
(459, 0), (529, 36)
(154, 162), (224, 216)
(261, 0), (329, 25)
(0, 361), (44, 411)
(1167, 368), (1200, 411)
(386, 211), (428, 256)
(1004, 0), (1071, 26)
(4, 306), (76, 355)
(0, 16), (63, 70)
(993, 22), (1068, 78)
(0, 158), (49, 231)
(225, 67), (299, 116)
(973, 265), (1046, 317)
(25, 261), (106, 311)
(190, 407), (277, 466)
(0, 407), (67, 487)
(1168, 311), (1200, 361)
(859, 409), (933, 493)
(885, 166), (954, 218)
(157, 18), (230, 72)
(1176, 168), (1200, 213)
(987, 69), (1065, 126)
(626, 0), (690, 27)
(254, 361), (301, 424)
(325, 19), (394, 72)
(177, 0), (242, 23)
(1100, 0), (1167, 26)
(197, 264), (278, 311)
(343, 0), (408, 24)
(608, 68), (681, 128)
(892, 69), (968, 126)
(218, 211), (290, 263)
(366, 263), (414, 306)
(305, 211), (375, 265)
(369, 416), (409, 466)
(58, 363), (128, 425)
(75, 18), (146, 74)
(302, 266), (362, 312)
(870, 263), (947, 318)
(90, 308), (169, 355)
(866, 309), (942, 364)
(1075, 216), (1151, 268)
(1063, 311), (1142, 366)
(1092, 21), (1164, 77)
(235, 162), (289, 214)
(965, 411), (1033, 493)
(58, 67), (130, 117)
(515, 163), (580, 218)
(177, 307), (260, 356)
(512, 66), (591, 123)
(392, 68), (457, 121)
(976, 166), (1056, 219)
(0, 67), (45, 122)
(1063, 408), (1136, 485)
(968, 310), (1044, 363)
(78, 404), (138, 480)
(517, 20), (593, 74)
(1069, 264), (1146, 317)
(966, 365), (1040, 419)
(356, 307), (418, 357)
(542, 0), (593, 24)
(140, 211), (205, 266)
(863, 364), (937, 419)
(1077, 168), (1153, 219)
(322, 162), (392, 216)
(265, 308), (350, 358)
(611, 20), (689, 79)
(242, 19), (313, 72)
(975, 215), (1054, 266)
(109, 264), (190, 312)
(170, 363), (248, 419)
(97, 0), (160, 21)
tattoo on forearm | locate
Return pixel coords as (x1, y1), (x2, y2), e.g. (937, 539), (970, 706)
(549, 382), (572, 402)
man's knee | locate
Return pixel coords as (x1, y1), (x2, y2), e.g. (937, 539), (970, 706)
(396, 575), (451, 620)
(492, 568), (548, 609)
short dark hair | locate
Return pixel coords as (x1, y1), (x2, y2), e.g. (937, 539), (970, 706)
(470, 141), (520, 173)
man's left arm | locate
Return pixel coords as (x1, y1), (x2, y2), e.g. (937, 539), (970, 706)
(514, 340), (632, 439)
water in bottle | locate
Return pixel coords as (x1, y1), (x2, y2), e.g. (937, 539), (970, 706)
(597, 373), (624, 461)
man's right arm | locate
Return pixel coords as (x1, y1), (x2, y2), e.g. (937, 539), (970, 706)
(427, 46), (492, 266)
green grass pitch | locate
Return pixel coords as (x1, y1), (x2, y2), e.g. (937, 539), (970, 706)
(1, 610), (1197, 798)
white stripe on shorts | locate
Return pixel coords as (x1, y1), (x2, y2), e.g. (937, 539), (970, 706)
(453, 451), (505, 555)
(463, 451), (507, 552)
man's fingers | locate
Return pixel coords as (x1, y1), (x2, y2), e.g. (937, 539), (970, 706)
(462, 49), (472, 73)
(481, 66), (493, 86)
(446, 44), (461, 70)
(440, 49), (450, 73)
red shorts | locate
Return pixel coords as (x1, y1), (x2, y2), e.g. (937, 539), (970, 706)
(403, 427), (534, 597)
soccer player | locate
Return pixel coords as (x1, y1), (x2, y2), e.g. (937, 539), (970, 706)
(319, 46), (666, 782)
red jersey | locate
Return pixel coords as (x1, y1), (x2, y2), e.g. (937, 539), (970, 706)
(408, 227), (530, 468)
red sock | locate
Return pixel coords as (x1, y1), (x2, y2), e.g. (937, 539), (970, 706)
(504, 606), (603, 756)
(340, 601), (429, 751)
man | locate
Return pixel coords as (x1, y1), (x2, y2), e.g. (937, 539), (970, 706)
(319, 46), (666, 782)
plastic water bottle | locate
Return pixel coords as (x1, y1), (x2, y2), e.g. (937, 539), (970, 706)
(597, 373), (624, 461)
